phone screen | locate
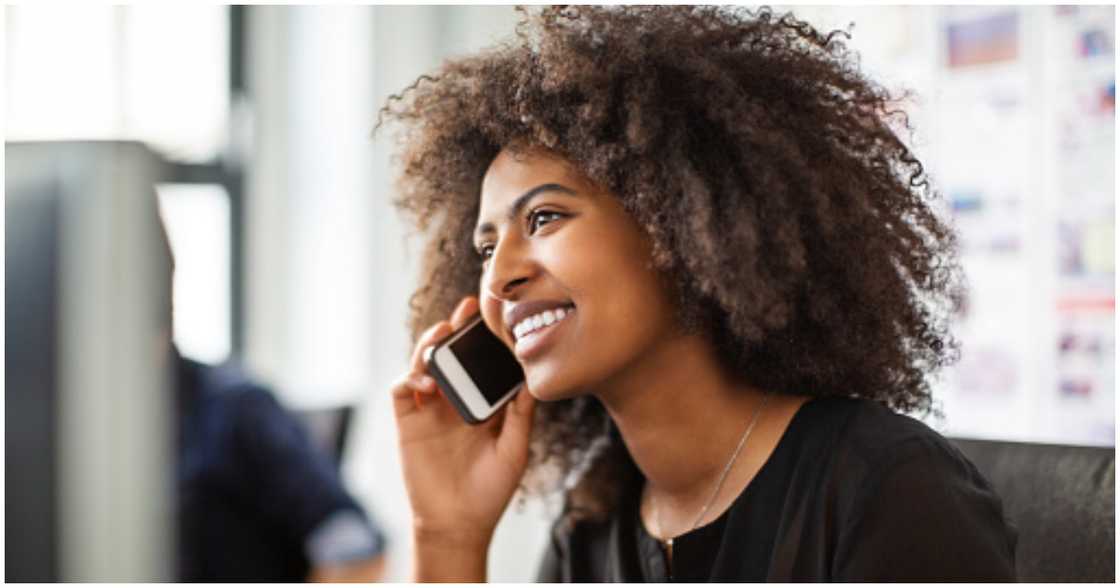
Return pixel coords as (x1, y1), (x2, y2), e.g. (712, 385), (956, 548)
(448, 320), (524, 405)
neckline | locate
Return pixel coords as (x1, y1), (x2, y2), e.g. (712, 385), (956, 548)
(635, 394), (822, 544)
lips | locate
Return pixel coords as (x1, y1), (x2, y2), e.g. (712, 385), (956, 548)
(513, 305), (574, 339)
(512, 305), (575, 360)
(503, 299), (575, 341)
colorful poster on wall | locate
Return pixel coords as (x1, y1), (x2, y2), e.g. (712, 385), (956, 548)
(1046, 4), (1115, 446)
(929, 6), (1115, 447)
(947, 11), (1019, 68)
(1045, 305), (1115, 444)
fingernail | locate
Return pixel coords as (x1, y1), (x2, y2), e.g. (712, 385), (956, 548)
(409, 374), (429, 390)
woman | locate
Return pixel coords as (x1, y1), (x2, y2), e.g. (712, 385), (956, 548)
(378, 6), (1017, 581)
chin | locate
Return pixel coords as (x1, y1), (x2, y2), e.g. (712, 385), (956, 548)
(522, 365), (586, 402)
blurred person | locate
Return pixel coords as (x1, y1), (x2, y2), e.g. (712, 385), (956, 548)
(175, 350), (387, 582)
(377, 6), (1017, 582)
(160, 230), (387, 582)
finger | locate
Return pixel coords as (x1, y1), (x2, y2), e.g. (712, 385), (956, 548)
(409, 373), (437, 394)
(389, 373), (438, 414)
(389, 374), (420, 416)
(389, 373), (436, 396)
(449, 296), (480, 331)
(410, 322), (454, 374)
(408, 322), (443, 371)
(408, 373), (440, 411)
(408, 297), (479, 375)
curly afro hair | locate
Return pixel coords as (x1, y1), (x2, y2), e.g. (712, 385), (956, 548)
(377, 5), (965, 523)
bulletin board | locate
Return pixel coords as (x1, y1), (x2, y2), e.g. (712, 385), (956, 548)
(794, 5), (1116, 446)
(931, 6), (1115, 447)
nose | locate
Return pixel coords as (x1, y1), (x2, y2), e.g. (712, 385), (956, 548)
(482, 234), (533, 300)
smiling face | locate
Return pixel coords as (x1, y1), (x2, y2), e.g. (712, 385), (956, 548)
(474, 147), (680, 401)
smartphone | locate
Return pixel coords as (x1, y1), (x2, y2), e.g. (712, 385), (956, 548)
(425, 314), (525, 424)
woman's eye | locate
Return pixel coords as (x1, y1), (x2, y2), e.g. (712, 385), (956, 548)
(528, 210), (564, 234)
(476, 210), (565, 265)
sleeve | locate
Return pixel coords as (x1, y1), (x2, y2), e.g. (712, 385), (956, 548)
(230, 386), (386, 563)
(832, 437), (1018, 581)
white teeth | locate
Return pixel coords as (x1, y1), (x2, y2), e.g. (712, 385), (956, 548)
(513, 305), (574, 340)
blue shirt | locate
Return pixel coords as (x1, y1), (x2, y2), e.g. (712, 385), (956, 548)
(175, 353), (384, 581)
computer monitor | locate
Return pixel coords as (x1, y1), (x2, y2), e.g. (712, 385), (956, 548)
(6, 141), (175, 581)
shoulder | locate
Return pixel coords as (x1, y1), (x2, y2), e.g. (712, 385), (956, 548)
(818, 400), (1018, 579)
(192, 360), (292, 427)
(538, 478), (642, 582)
(794, 395), (966, 473)
(187, 360), (309, 454)
(812, 398), (1015, 548)
(844, 397), (977, 484)
(199, 360), (277, 404)
(792, 397), (1017, 579)
(537, 509), (615, 582)
(179, 357), (278, 445)
(790, 396), (991, 513)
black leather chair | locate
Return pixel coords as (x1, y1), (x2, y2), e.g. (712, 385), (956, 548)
(950, 438), (1115, 582)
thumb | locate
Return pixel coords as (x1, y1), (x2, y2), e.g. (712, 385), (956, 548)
(496, 387), (536, 466)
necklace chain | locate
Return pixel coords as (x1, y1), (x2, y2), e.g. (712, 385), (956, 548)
(650, 393), (770, 542)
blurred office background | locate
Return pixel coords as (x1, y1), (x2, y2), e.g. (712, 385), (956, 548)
(5, 4), (1115, 582)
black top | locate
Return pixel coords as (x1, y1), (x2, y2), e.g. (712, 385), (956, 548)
(536, 396), (1019, 582)
(176, 353), (384, 581)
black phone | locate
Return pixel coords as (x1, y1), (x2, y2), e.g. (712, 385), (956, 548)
(425, 314), (525, 424)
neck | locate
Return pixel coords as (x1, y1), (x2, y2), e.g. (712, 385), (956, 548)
(593, 332), (768, 503)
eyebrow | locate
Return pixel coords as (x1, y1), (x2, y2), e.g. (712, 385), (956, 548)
(473, 183), (578, 241)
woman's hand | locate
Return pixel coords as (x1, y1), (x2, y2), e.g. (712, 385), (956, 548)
(388, 296), (536, 581)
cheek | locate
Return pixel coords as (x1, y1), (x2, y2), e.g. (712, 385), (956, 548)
(518, 220), (675, 399)
(596, 268), (672, 347)
(549, 227), (672, 347)
(478, 287), (505, 340)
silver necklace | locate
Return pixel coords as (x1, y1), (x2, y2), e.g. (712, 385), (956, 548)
(649, 393), (770, 551)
